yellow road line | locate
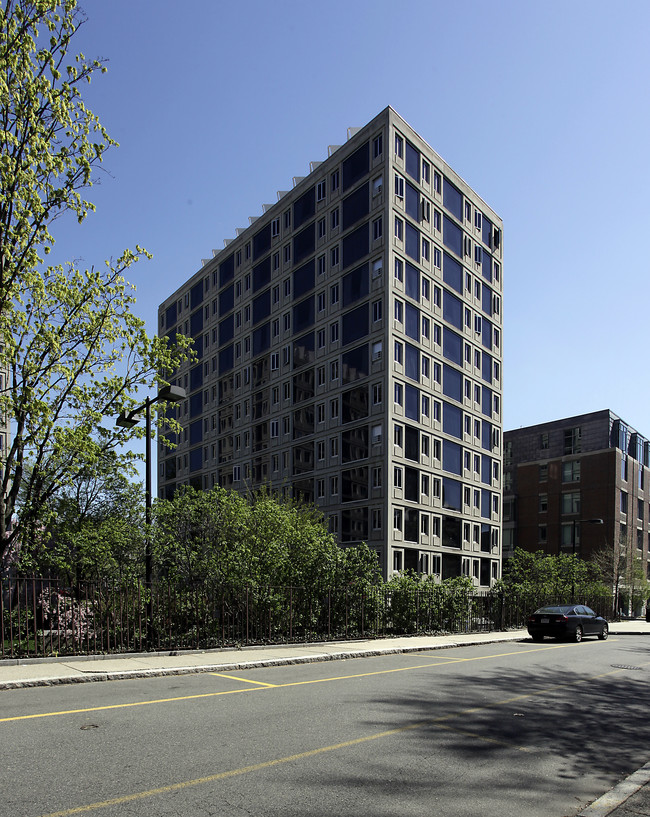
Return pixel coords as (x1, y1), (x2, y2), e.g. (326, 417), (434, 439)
(25, 653), (650, 817)
(0, 642), (631, 725)
(210, 672), (277, 687)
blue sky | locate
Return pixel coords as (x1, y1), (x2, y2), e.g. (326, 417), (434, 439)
(51, 0), (650, 434)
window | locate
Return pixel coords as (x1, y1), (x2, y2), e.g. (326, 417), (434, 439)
(373, 383), (382, 405)
(373, 133), (383, 158)
(331, 208), (339, 230)
(394, 382), (403, 406)
(422, 160), (430, 184)
(394, 340), (403, 364)
(394, 467), (403, 489)
(283, 209), (291, 229)
(330, 476), (339, 496)
(372, 299), (382, 322)
(394, 299), (403, 324)
(395, 134), (403, 158)
(373, 217), (383, 240)
(271, 217), (280, 238)
(317, 179), (326, 201)
(373, 175), (383, 196)
(394, 258), (403, 282)
(318, 291), (326, 312)
(331, 169), (340, 192)
(318, 218), (326, 239)
(318, 254), (326, 275)
(433, 247), (441, 269)
(330, 322), (339, 343)
(395, 217), (404, 241)
(395, 174), (404, 199)
(433, 171), (441, 194)
(330, 246), (339, 267)
(421, 238), (429, 262)
(330, 359), (339, 380)
(330, 283), (339, 305)
(283, 244), (291, 263)
(562, 460), (581, 482)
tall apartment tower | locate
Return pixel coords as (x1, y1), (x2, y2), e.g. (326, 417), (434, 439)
(157, 108), (504, 583)
(503, 410), (650, 575)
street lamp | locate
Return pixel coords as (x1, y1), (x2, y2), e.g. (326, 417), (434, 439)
(116, 385), (186, 589)
(571, 518), (604, 600)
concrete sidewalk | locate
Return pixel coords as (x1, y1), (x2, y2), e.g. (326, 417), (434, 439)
(2, 620), (649, 816)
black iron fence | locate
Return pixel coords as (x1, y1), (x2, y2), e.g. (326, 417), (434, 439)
(0, 577), (615, 659)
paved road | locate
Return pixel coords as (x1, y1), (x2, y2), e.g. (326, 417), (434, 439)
(2, 633), (650, 817)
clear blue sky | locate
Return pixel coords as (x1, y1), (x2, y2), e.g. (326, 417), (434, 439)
(51, 0), (650, 434)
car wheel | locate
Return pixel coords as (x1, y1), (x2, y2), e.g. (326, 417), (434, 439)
(599, 624), (608, 640)
(573, 626), (583, 643)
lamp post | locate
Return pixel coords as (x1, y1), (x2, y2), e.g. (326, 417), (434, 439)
(116, 385), (186, 589)
(571, 517), (603, 600)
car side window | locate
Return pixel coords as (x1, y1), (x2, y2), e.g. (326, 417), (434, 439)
(583, 606), (595, 616)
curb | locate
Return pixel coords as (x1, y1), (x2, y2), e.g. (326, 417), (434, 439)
(578, 760), (650, 816)
(0, 634), (526, 690)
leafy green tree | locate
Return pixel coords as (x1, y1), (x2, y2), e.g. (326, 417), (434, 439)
(19, 455), (146, 583)
(0, 0), (192, 564)
(152, 486), (379, 589)
(498, 547), (606, 599)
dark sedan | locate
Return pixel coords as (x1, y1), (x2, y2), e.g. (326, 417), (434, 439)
(527, 605), (608, 642)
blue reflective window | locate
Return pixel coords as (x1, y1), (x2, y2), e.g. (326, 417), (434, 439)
(189, 448), (203, 473)
(443, 290), (462, 330)
(443, 327), (462, 365)
(342, 182), (369, 231)
(405, 141), (420, 183)
(219, 254), (234, 287)
(293, 224), (315, 264)
(405, 303), (419, 341)
(443, 440), (462, 475)
(190, 363), (203, 390)
(189, 419), (203, 446)
(190, 392), (203, 418)
(443, 216), (462, 257)
(405, 182), (419, 222)
(405, 222), (420, 261)
(293, 187), (315, 230)
(482, 285), (492, 317)
(253, 322), (270, 356)
(482, 214), (493, 248)
(481, 489), (491, 518)
(482, 421), (492, 451)
(443, 364), (462, 402)
(219, 284), (234, 315)
(219, 315), (233, 345)
(190, 281), (203, 309)
(342, 142), (370, 191)
(342, 262), (369, 307)
(405, 343), (419, 382)
(219, 345), (233, 375)
(341, 303), (369, 346)
(443, 178), (463, 220)
(482, 253), (492, 283)
(253, 256), (271, 292)
(253, 223), (271, 260)
(443, 402), (462, 438)
(342, 223), (369, 269)
(443, 252), (462, 294)
(482, 317), (493, 351)
(482, 455), (492, 485)
(482, 386), (492, 418)
(253, 290), (271, 326)
(165, 302), (177, 328)
(442, 477), (462, 511)
(190, 308), (203, 337)
(405, 384), (419, 421)
(482, 351), (492, 384)
(293, 259), (315, 299)
(342, 344), (369, 383)
(405, 262), (419, 302)
(293, 296), (315, 334)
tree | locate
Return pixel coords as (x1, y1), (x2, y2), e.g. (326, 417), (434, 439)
(591, 533), (650, 616)
(0, 0), (193, 565)
(152, 486), (380, 589)
(18, 453), (146, 583)
(498, 547), (606, 599)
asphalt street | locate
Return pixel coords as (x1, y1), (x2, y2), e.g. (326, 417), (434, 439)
(2, 633), (650, 817)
